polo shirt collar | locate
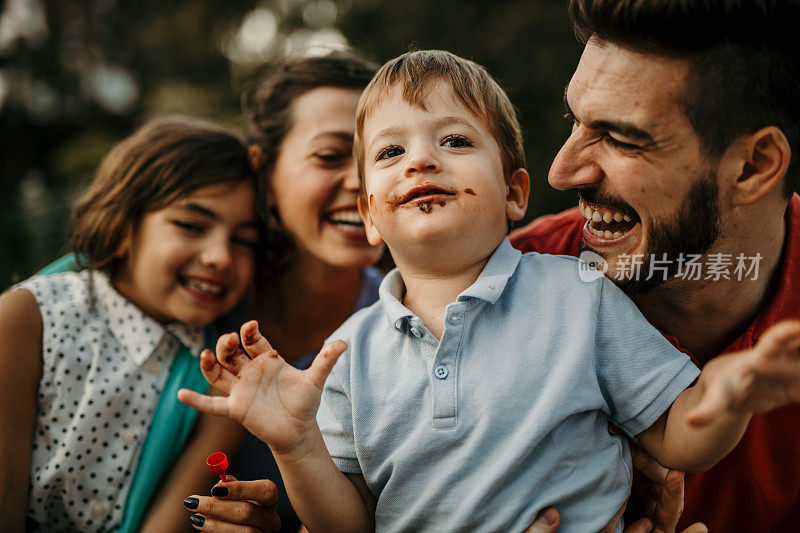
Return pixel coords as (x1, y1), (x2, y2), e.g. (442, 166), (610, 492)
(457, 237), (521, 304)
(94, 272), (204, 365)
(733, 194), (800, 348)
(379, 268), (414, 331)
(378, 237), (522, 330)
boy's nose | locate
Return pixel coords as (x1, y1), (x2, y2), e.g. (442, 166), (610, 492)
(404, 149), (440, 177)
(548, 128), (603, 190)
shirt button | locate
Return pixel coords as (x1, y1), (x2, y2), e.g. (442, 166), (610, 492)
(449, 314), (461, 323)
(410, 326), (424, 338)
(146, 361), (161, 375)
(434, 365), (449, 379)
(91, 501), (106, 518)
(122, 429), (137, 444)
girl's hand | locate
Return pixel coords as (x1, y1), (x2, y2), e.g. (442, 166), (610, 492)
(184, 475), (281, 532)
(687, 319), (800, 425)
(178, 320), (346, 456)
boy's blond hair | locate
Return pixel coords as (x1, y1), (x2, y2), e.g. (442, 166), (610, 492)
(354, 50), (526, 192)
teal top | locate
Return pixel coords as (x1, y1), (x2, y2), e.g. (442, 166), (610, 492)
(37, 254), (212, 532)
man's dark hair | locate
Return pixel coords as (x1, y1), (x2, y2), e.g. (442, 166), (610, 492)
(570, 0), (800, 198)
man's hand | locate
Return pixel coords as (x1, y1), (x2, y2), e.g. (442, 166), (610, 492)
(522, 446), (708, 533)
(177, 320), (346, 455)
(184, 475), (281, 532)
(688, 319), (800, 425)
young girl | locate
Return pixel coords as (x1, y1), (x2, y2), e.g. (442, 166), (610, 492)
(0, 116), (262, 532)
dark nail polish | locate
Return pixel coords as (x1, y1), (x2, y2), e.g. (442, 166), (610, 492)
(211, 485), (229, 497)
(183, 497), (199, 510)
(189, 514), (205, 527)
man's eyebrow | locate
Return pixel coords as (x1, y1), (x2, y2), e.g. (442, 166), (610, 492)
(563, 84), (656, 144)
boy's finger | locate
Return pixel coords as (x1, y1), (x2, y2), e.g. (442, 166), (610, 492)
(177, 389), (230, 417)
(241, 320), (276, 359)
(199, 349), (237, 393)
(756, 320), (800, 357)
(308, 340), (347, 389)
(216, 332), (251, 374)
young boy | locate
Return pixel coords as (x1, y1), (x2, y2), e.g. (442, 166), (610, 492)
(179, 50), (800, 532)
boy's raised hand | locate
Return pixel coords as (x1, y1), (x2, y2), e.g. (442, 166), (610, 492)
(178, 320), (346, 455)
(687, 319), (800, 426)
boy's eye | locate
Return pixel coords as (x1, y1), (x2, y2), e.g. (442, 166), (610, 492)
(441, 134), (473, 148)
(173, 220), (204, 233)
(376, 145), (404, 161)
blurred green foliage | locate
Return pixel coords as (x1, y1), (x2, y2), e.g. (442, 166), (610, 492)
(0, 0), (583, 289)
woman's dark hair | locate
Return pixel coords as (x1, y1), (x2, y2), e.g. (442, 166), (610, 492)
(246, 52), (377, 177)
(244, 52), (378, 274)
(72, 116), (262, 274)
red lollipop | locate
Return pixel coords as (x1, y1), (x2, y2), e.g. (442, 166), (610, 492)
(207, 451), (229, 482)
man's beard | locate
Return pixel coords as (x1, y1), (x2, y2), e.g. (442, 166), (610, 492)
(582, 171), (721, 294)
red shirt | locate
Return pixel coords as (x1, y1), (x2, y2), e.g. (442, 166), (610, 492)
(510, 195), (800, 532)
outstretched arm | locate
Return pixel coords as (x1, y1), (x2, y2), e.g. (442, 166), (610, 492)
(638, 320), (800, 472)
(177, 320), (373, 533)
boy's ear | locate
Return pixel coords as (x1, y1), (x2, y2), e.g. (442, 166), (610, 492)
(505, 168), (530, 222)
(357, 194), (384, 246)
(247, 145), (266, 173)
(728, 126), (790, 206)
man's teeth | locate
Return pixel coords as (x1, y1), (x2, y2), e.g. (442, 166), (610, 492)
(588, 226), (623, 238)
(579, 198), (632, 224)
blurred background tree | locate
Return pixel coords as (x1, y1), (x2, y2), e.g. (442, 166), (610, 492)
(0, 0), (583, 289)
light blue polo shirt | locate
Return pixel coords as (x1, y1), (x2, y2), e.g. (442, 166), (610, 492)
(318, 238), (699, 532)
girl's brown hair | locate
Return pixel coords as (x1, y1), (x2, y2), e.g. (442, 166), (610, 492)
(72, 116), (261, 274)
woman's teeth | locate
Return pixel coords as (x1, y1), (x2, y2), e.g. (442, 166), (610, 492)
(326, 210), (365, 233)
